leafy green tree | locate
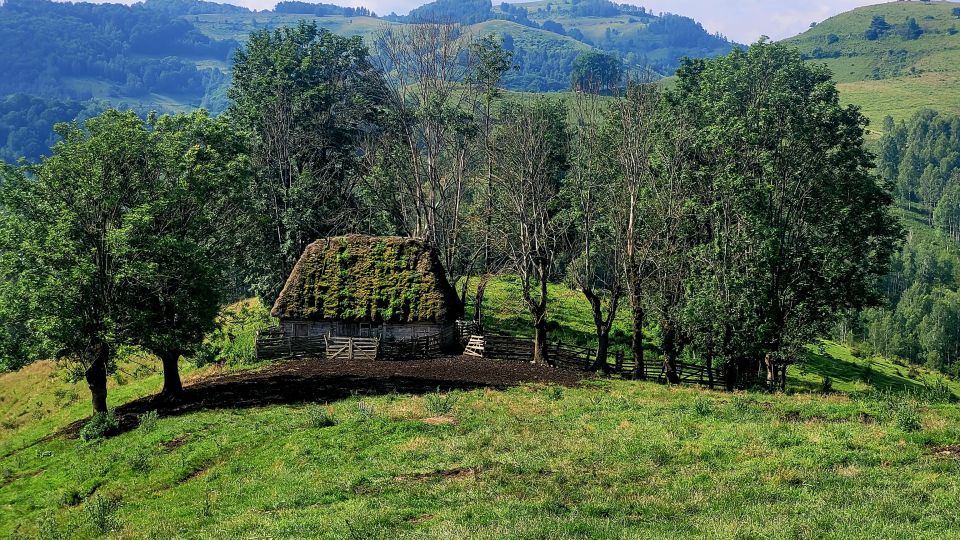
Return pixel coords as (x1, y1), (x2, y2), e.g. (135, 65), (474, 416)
(570, 51), (623, 94)
(934, 178), (960, 243)
(670, 42), (901, 386)
(0, 110), (245, 411)
(115, 111), (248, 397)
(229, 21), (386, 303)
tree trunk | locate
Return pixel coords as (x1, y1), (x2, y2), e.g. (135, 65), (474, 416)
(706, 353), (715, 390)
(631, 306), (645, 380)
(85, 344), (109, 414)
(533, 317), (549, 366)
(662, 320), (680, 384)
(161, 350), (183, 397)
(592, 331), (610, 373)
(765, 354), (775, 389)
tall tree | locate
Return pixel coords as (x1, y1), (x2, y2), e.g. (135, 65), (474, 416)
(671, 42), (901, 387)
(229, 21), (386, 303)
(117, 111), (249, 398)
(566, 88), (625, 370)
(0, 110), (247, 411)
(373, 23), (479, 287)
(491, 99), (569, 365)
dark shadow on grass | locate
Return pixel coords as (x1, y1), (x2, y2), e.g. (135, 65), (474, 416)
(800, 350), (927, 394)
(60, 356), (591, 438)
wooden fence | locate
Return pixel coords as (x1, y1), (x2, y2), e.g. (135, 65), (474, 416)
(325, 337), (378, 361)
(655, 361), (727, 389)
(256, 323), (465, 361)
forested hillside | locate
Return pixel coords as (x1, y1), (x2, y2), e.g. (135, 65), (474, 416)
(0, 0), (733, 162)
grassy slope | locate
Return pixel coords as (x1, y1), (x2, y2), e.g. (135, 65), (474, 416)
(3, 357), (960, 538)
(3, 284), (959, 538)
(784, 1), (960, 129)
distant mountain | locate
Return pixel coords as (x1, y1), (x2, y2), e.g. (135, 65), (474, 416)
(0, 0), (735, 161)
(784, 1), (960, 128)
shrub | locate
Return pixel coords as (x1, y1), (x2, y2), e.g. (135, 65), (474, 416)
(692, 397), (712, 416)
(84, 494), (121, 535)
(544, 386), (563, 401)
(304, 405), (337, 428)
(915, 378), (954, 404)
(424, 389), (459, 416)
(860, 362), (874, 384)
(127, 450), (151, 473)
(36, 512), (63, 540)
(356, 401), (376, 418)
(137, 410), (159, 433)
(80, 411), (118, 442)
(820, 376), (833, 394)
(894, 402), (922, 433)
(191, 301), (274, 367)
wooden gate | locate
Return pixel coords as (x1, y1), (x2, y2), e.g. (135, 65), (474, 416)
(325, 336), (379, 361)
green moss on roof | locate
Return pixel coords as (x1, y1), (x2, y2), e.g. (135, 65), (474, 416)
(271, 235), (463, 323)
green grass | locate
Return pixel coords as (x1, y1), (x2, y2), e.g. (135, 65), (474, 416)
(4, 282), (960, 538)
(3, 368), (960, 538)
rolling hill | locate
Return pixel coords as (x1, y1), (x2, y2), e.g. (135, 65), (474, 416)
(785, 1), (960, 130)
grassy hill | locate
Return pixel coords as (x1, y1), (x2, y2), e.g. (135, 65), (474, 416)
(3, 280), (959, 537)
(784, 1), (960, 129)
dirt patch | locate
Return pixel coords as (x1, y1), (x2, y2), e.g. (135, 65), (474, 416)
(422, 416), (457, 426)
(395, 467), (477, 482)
(406, 514), (435, 524)
(60, 356), (592, 438)
(933, 446), (960, 459)
(161, 435), (190, 451)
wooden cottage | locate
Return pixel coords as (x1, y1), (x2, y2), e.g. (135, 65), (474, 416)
(270, 235), (463, 343)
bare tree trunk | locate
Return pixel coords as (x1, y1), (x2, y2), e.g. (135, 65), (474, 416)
(533, 314), (549, 366)
(631, 296), (645, 380)
(85, 344), (109, 414)
(594, 332), (611, 373)
(161, 350), (183, 398)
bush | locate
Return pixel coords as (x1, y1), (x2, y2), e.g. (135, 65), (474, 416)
(58, 488), (83, 507)
(860, 362), (874, 384)
(36, 512), (63, 540)
(894, 402), (922, 433)
(820, 376), (833, 394)
(424, 389), (459, 416)
(80, 411), (118, 442)
(191, 301), (274, 367)
(84, 494), (122, 535)
(692, 397), (712, 416)
(127, 450), (151, 473)
(137, 410), (159, 433)
(544, 386), (563, 401)
(304, 405), (337, 428)
(915, 378), (954, 404)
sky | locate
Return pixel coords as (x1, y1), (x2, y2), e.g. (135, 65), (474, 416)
(56, 0), (886, 42)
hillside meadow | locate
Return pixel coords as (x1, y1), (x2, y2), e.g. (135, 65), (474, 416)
(3, 281), (960, 539)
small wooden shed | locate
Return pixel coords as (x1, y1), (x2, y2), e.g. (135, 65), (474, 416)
(270, 235), (463, 343)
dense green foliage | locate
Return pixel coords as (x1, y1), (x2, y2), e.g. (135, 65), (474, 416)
(0, 0), (737, 163)
(0, 0), (235, 100)
(229, 21), (386, 302)
(0, 110), (247, 407)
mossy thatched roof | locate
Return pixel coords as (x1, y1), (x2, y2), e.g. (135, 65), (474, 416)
(271, 235), (462, 324)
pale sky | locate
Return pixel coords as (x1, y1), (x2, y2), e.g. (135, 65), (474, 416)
(56, 0), (893, 42)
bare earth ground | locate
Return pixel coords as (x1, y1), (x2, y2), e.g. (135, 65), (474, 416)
(62, 356), (592, 437)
